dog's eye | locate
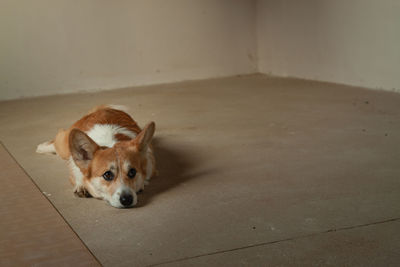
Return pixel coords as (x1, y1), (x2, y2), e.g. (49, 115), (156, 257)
(127, 168), (136, 178)
(103, 171), (114, 181)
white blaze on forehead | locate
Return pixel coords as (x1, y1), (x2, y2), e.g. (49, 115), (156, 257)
(123, 160), (131, 173)
(86, 124), (137, 148)
(108, 161), (117, 172)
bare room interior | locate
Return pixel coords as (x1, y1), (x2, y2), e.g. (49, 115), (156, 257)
(1, 1), (399, 266)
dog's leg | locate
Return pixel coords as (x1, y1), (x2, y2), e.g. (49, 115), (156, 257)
(74, 186), (92, 198)
(68, 157), (91, 197)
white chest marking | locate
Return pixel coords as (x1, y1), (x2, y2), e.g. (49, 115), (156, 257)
(86, 124), (137, 147)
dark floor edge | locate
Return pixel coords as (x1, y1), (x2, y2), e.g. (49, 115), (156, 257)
(3, 72), (396, 103)
(0, 142), (103, 267)
(148, 217), (400, 267)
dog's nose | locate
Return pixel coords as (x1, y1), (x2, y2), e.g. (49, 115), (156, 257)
(120, 194), (133, 207)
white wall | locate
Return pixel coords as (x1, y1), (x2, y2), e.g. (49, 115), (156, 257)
(257, 0), (400, 91)
(2, 1), (400, 100)
(0, 0), (257, 100)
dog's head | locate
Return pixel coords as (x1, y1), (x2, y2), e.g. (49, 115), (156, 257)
(69, 122), (155, 208)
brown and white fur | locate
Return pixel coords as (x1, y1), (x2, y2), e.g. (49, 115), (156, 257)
(36, 105), (156, 208)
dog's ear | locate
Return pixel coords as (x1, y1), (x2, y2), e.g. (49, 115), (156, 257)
(69, 129), (99, 170)
(132, 122), (155, 153)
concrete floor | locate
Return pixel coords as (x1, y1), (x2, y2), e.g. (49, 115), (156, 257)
(1, 75), (400, 266)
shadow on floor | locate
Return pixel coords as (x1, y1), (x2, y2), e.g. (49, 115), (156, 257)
(136, 136), (213, 207)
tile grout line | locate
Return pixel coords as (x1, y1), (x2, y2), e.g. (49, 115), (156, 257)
(147, 217), (400, 267)
(0, 142), (103, 267)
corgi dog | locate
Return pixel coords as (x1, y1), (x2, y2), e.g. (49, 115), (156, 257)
(36, 105), (156, 208)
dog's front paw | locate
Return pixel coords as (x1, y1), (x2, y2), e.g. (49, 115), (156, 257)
(74, 187), (92, 198)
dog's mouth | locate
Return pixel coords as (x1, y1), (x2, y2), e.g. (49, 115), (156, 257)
(107, 200), (136, 209)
